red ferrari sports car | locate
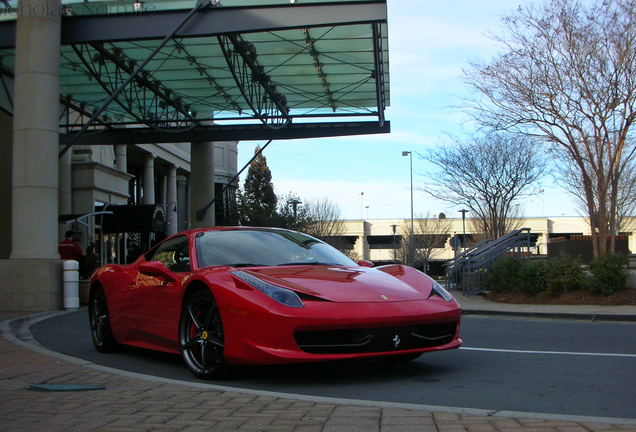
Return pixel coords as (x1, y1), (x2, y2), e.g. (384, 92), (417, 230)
(89, 227), (462, 379)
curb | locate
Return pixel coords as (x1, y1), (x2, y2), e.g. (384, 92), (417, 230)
(461, 309), (636, 322)
(4, 313), (636, 427)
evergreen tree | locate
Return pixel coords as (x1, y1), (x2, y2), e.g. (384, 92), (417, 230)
(240, 145), (278, 226)
(276, 192), (308, 231)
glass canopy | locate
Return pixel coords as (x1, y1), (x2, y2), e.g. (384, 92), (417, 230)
(0, 0), (389, 142)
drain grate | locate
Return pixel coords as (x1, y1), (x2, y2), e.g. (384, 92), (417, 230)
(29, 384), (105, 392)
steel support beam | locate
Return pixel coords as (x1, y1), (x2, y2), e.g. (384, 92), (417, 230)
(218, 34), (290, 128)
(372, 22), (386, 127)
(0, 2), (387, 49)
(58, 0), (211, 158)
(58, 120), (390, 145)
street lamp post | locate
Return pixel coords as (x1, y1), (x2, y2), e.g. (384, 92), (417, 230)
(287, 199), (302, 230)
(459, 209), (468, 251)
(402, 151), (414, 265)
(359, 192), (364, 220)
(390, 224), (397, 263)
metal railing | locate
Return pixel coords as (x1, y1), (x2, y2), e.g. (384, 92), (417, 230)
(445, 228), (533, 296)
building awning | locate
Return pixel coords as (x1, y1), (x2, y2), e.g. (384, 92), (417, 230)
(0, 0), (390, 143)
(101, 205), (167, 234)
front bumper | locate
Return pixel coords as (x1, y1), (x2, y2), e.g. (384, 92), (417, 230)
(221, 296), (462, 365)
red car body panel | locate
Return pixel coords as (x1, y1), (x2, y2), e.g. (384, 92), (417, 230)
(90, 227), (462, 365)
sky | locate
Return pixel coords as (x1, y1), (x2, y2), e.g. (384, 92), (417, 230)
(235, 0), (580, 221)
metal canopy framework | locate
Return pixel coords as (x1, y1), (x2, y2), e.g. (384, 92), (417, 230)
(0, 0), (390, 144)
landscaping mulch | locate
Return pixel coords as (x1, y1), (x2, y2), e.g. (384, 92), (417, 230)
(484, 288), (636, 306)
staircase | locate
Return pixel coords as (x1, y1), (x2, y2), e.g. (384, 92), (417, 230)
(445, 228), (534, 296)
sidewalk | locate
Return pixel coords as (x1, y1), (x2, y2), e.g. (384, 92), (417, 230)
(1, 298), (635, 432)
(455, 293), (636, 322)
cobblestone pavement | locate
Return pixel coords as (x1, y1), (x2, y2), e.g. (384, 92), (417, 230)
(2, 303), (635, 432)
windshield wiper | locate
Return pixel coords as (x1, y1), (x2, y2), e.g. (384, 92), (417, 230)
(229, 263), (268, 268)
(276, 262), (336, 266)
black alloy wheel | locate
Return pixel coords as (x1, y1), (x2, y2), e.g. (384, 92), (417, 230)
(179, 290), (228, 379)
(89, 285), (119, 353)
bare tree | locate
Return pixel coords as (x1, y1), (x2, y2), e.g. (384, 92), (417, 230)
(420, 131), (545, 239)
(416, 214), (452, 271)
(303, 198), (346, 238)
(559, 147), (636, 234)
(462, 0), (636, 256)
(395, 220), (415, 266)
(302, 198), (358, 260)
(616, 157), (636, 233)
(396, 214), (452, 270)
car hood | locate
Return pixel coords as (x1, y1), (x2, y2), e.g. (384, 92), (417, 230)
(246, 265), (432, 303)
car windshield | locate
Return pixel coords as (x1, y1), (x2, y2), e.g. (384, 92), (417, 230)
(194, 229), (356, 269)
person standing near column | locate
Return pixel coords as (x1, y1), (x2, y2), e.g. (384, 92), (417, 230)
(58, 230), (83, 261)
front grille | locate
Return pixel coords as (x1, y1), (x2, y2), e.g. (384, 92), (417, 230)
(294, 322), (458, 354)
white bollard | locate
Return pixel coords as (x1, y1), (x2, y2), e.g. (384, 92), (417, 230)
(63, 260), (80, 310)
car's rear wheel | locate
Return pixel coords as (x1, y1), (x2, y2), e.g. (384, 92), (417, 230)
(179, 290), (229, 380)
(89, 285), (119, 353)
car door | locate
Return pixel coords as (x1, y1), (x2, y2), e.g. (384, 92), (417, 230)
(127, 235), (191, 351)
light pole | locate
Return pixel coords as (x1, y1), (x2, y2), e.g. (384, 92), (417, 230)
(287, 199), (302, 230)
(359, 192), (364, 220)
(402, 151), (414, 264)
(459, 209), (468, 251)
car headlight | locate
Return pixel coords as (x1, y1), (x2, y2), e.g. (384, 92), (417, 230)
(429, 280), (453, 302)
(231, 271), (304, 308)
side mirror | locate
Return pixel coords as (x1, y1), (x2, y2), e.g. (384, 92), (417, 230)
(139, 261), (178, 282)
(357, 260), (374, 268)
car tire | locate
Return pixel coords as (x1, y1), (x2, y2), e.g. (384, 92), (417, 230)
(89, 285), (120, 353)
(179, 290), (230, 380)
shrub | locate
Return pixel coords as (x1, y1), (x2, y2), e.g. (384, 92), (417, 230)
(485, 256), (523, 293)
(517, 260), (549, 296)
(545, 253), (585, 295)
(589, 252), (629, 295)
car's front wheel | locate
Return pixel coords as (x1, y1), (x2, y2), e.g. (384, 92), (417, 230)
(179, 290), (229, 379)
(89, 285), (119, 353)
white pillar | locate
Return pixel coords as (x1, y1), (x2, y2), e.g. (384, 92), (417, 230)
(11, 0), (61, 259)
(114, 145), (127, 172)
(160, 174), (167, 207)
(190, 142), (215, 228)
(142, 153), (155, 205)
(166, 165), (178, 236)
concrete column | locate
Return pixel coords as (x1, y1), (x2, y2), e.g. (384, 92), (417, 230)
(160, 174), (167, 206)
(11, 0), (61, 259)
(142, 153), (155, 205)
(186, 175), (191, 230)
(177, 175), (188, 231)
(58, 144), (72, 240)
(166, 165), (178, 236)
(190, 142), (215, 228)
(114, 145), (127, 172)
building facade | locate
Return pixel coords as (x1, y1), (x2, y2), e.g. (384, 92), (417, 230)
(342, 216), (635, 274)
(60, 141), (238, 268)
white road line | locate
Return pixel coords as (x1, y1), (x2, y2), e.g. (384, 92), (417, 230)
(461, 346), (636, 358)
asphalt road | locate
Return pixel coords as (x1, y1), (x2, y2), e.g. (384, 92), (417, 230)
(31, 309), (636, 420)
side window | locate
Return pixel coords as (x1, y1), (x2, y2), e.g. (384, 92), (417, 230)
(150, 236), (191, 273)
